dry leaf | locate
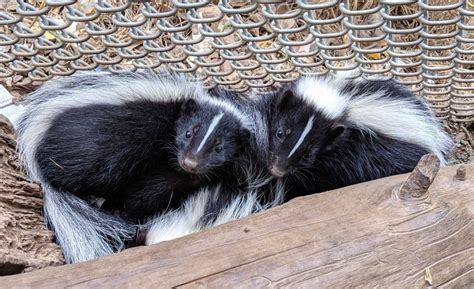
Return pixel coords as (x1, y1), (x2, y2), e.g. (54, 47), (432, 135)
(367, 53), (381, 60)
(44, 31), (56, 40)
(342, 34), (350, 44)
(198, 5), (220, 18)
(258, 40), (272, 48)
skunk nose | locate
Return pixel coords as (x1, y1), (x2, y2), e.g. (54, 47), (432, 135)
(270, 165), (287, 178)
(181, 157), (198, 173)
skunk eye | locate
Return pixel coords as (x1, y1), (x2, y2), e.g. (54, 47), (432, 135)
(214, 146), (223, 153)
(185, 130), (192, 138)
(276, 129), (284, 140)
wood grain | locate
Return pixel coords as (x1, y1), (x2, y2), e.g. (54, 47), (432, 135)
(1, 157), (473, 287)
(0, 116), (64, 275)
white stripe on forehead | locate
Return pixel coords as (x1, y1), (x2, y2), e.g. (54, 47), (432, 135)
(201, 97), (253, 130)
(288, 114), (316, 158)
(196, 112), (225, 153)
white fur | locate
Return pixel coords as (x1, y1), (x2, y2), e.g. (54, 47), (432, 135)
(347, 91), (452, 165)
(145, 183), (283, 245)
(197, 112), (224, 153)
(250, 110), (270, 158)
(211, 193), (260, 226)
(203, 96), (253, 130)
(296, 77), (348, 119)
(332, 68), (360, 79)
(145, 186), (213, 245)
(294, 76), (453, 165)
(288, 114), (315, 158)
(238, 90), (271, 160)
(42, 184), (135, 263)
(146, 171), (286, 246)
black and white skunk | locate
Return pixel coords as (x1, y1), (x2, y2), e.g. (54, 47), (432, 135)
(16, 71), (267, 263)
(138, 88), (285, 247)
(264, 76), (453, 198)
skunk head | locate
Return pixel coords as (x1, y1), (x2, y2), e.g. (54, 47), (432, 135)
(268, 86), (346, 178)
(175, 99), (249, 175)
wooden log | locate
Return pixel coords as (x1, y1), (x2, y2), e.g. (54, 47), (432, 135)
(1, 155), (472, 287)
(0, 116), (64, 275)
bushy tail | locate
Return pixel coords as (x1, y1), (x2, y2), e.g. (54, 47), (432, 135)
(145, 178), (286, 246)
(42, 183), (136, 263)
(144, 185), (261, 245)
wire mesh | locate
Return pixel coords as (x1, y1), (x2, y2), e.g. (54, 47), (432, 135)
(0, 0), (472, 122)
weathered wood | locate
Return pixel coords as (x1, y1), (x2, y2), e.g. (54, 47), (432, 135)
(2, 157), (472, 287)
(397, 154), (440, 200)
(0, 116), (64, 275)
(455, 165), (467, 181)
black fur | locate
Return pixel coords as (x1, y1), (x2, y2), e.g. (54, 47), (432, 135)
(36, 100), (181, 198)
(206, 88), (282, 202)
(119, 98), (252, 219)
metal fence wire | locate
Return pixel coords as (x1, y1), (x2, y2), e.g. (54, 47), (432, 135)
(0, 0), (472, 122)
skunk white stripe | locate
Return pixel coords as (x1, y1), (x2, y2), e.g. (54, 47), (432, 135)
(288, 114), (315, 158)
(197, 112), (224, 153)
(203, 97), (253, 130)
(296, 77), (348, 119)
(347, 92), (453, 165)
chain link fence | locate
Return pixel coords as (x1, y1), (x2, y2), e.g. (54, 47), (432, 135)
(0, 0), (472, 122)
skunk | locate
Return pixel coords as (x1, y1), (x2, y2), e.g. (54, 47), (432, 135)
(138, 88), (286, 247)
(16, 71), (257, 263)
(265, 76), (453, 198)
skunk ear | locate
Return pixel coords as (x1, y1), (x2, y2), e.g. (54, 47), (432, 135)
(333, 124), (346, 137)
(275, 89), (297, 112)
(328, 123), (346, 142)
(236, 127), (251, 147)
(322, 123), (346, 152)
(181, 99), (197, 116)
(240, 127), (251, 140)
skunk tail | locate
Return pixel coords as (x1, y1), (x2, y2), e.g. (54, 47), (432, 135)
(42, 183), (135, 263)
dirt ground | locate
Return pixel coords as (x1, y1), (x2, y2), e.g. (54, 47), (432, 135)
(448, 122), (473, 164)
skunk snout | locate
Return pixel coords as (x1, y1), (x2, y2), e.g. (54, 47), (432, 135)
(270, 165), (287, 178)
(269, 155), (288, 178)
(180, 157), (199, 173)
